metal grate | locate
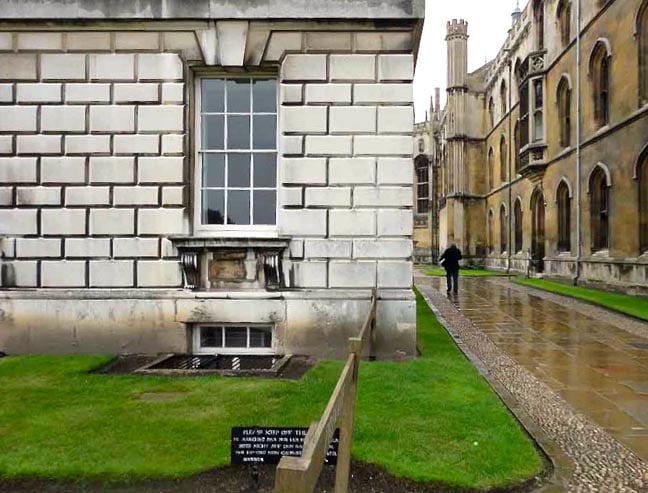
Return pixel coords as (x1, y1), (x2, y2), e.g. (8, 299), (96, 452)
(143, 354), (284, 373)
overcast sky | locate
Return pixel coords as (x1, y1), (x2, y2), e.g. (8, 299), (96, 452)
(414, 0), (520, 122)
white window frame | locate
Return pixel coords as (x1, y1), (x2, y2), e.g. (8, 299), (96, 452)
(193, 75), (280, 238)
(193, 324), (275, 355)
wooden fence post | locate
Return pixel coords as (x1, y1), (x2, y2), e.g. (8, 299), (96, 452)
(334, 351), (359, 493)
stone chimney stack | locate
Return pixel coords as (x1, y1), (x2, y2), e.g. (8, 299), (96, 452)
(435, 87), (441, 113)
(446, 19), (468, 90)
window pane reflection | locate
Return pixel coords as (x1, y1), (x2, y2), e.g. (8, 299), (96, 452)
(228, 190), (250, 225)
(253, 79), (276, 112)
(253, 191), (276, 225)
(253, 115), (276, 150)
(203, 115), (224, 150)
(253, 153), (276, 188)
(203, 154), (225, 188)
(227, 79), (250, 113)
(200, 327), (223, 347)
(202, 190), (225, 225)
(225, 327), (247, 348)
(202, 80), (224, 112)
(227, 153), (250, 188)
(227, 115), (250, 149)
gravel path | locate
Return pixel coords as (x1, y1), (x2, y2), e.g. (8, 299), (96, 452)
(415, 275), (648, 493)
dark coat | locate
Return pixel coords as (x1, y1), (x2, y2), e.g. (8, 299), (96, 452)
(440, 246), (462, 272)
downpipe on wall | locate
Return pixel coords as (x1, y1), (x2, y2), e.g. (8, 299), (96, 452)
(575, 0), (582, 286)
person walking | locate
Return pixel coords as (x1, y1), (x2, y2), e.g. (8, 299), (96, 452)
(439, 243), (462, 294)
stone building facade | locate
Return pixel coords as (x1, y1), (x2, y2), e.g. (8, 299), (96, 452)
(421, 0), (648, 292)
(0, 0), (424, 358)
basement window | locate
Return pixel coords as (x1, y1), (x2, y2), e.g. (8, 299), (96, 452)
(194, 325), (274, 354)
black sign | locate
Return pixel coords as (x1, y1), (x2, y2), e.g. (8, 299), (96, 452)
(231, 427), (339, 465)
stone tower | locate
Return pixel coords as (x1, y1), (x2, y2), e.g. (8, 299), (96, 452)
(444, 19), (469, 250)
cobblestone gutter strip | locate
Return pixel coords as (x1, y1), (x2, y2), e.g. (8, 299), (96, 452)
(415, 278), (648, 493)
(495, 279), (648, 341)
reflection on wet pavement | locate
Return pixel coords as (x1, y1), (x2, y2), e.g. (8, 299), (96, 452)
(425, 276), (648, 462)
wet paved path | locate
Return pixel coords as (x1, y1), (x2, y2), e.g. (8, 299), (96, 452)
(415, 273), (648, 491)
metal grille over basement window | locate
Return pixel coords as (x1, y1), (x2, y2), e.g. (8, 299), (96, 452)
(198, 78), (277, 227)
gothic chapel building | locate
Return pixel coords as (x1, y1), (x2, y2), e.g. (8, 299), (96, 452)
(426, 0), (648, 291)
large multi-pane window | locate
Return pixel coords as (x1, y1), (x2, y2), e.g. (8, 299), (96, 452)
(197, 77), (277, 230)
(416, 158), (429, 214)
(519, 79), (530, 150)
(533, 79), (544, 141)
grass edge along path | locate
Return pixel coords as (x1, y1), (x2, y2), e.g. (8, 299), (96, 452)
(514, 277), (648, 322)
(0, 292), (543, 490)
(425, 267), (511, 278)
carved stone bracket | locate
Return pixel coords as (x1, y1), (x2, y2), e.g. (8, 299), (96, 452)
(171, 236), (290, 291)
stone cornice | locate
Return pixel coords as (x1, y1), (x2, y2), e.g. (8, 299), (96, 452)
(0, 0), (425, 21)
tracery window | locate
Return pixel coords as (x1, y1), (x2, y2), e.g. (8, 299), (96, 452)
(488, 147), (495, 190)
(639, 1), (648, 104)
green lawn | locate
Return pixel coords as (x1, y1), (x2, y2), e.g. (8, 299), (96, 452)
(515, 277), (648, 322)
(0, 292), (543, 490)
(425, 266), (510, 277)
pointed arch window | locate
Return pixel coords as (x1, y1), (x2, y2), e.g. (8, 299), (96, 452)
(514, 199), (523, 253)
(514, 121), (521, 173)
(499, 136), (507, 183)
(500, 80), (508, 116)
(534, 0), (545, 50)
(639, 148), (648, 252)
(590, 166), (610, 251)
(639, 0), (648, 104)
(557, 0), (572, 47)
(590, 42), (611, 127)
(557, 181), (572, 252)
(488, 147), (495, 190)
(500, 205), (508, 254)
(488, 209), (494, 254)
(557, 77), (572, 147)
(488, 97), (495, 128)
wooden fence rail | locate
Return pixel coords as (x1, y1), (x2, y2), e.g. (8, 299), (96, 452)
(275, 289), (377, 493)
